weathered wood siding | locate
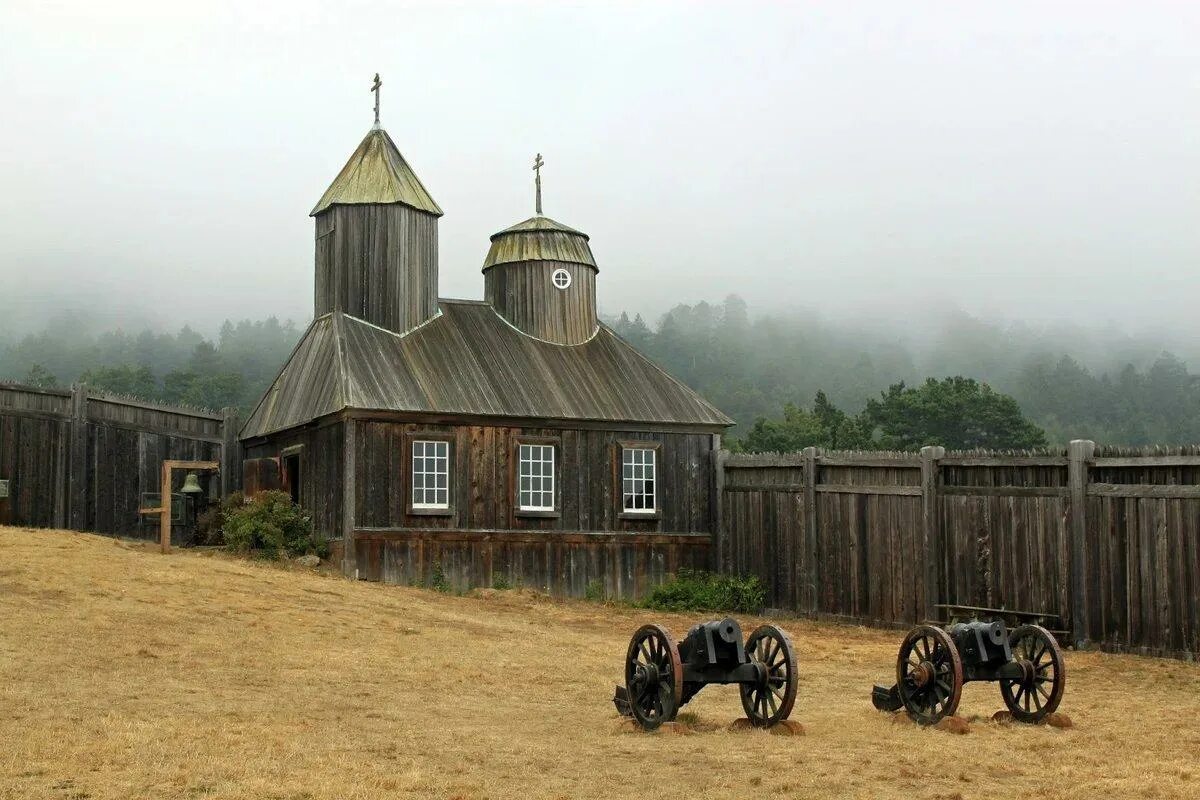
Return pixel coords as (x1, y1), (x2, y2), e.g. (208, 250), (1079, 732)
(346, 529), (710, 600)
(314, 203), (438, 334)
(0, 382), (240, 540)
(484, 260), (598, 345)
(720, 444), (1200, 660)
(243, 420), (344, 541)
(306, 418), (718, 598)
(0, 386), (71, 527)
(351, 421), (714, 534)
(723, 452), (926, 625)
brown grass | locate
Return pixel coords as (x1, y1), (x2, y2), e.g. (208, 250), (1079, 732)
(2, 526), (1198, 800)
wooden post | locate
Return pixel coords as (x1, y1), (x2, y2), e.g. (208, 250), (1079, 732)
(67, 382), (88, 530)
(802, 446), (819, 612)
(1068, 439), (1095, 648)
(140, 460), (220, 554)
(920, 445), (945, 622)
(159, 460), (172, 553)
(342, 418), (358, 579)
(220, 407), (241, 497)
(711, 439), (726, 572)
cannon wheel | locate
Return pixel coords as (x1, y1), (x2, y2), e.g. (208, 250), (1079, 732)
(1000, 624), (1066, 723)
(624, 624), (683, 730)
(895, 625), (963, 725)
(739, 624), (798, 727)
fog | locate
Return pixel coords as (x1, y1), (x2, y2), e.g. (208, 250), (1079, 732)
(1, 1), (1197, 344)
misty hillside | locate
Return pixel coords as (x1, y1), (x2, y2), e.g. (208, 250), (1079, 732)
(2, 297), (1197, 447)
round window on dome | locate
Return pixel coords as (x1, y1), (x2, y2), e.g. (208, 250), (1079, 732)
(551, 268), (572, 290)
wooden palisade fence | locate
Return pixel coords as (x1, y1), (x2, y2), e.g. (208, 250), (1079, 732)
(717, 442), (1199, 660)
(0, 381), (241, 540)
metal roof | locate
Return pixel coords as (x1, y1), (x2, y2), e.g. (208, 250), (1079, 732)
(482, 215), (596, 270)
(310, 127), (443, 217)
(241, 301), (732, 439)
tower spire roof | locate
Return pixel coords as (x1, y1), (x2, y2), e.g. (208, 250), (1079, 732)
(311, 127), (443, 217)
(310, 75), (442, 217)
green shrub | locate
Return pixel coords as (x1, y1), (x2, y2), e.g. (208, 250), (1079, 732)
(430, 562), (451, 593)
(223, 491), (320, 559)
(194, 491), (244, 547)
(491, 573), (512, 591)
(584, 578), (606, 603)
(637, 569), (766, 614)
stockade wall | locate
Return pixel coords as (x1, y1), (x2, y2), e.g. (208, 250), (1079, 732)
(718, 443), (1200, 660)
(0, 382), (241, 540)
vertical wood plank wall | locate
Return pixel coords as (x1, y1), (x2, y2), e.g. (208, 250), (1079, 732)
(0, 382), (241, 539)
(719, 445), (1200, 660)
(329, 419), (714, 600)
(483, 260), (598, 345)
(314, 204), (438, 334)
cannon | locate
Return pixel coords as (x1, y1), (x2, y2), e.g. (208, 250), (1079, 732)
(872, 609), (1066, 725)
(613, 618), (797, 730)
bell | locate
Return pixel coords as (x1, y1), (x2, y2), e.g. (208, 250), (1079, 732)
(180, 472), (204, 495)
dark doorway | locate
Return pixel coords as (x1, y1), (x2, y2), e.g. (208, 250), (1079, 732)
(283, 453), (301, 505)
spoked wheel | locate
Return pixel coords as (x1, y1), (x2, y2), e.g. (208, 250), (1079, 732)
(1001, 624), (1066, 723)
(739, 624), (798, 727)
(896, 625), (963, 725)
(624, 624), (683, 730)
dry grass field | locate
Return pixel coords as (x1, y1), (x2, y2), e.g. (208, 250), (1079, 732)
(2, 526), (1199, 800)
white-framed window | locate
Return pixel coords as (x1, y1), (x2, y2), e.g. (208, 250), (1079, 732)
(411, 439), (450, 509)
(551, 268), (572, 290)
(518, 443), (555, 511)
(622, 447), (657, 513)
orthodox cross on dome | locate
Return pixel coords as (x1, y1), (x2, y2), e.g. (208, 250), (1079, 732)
(533, 153), (544, 215)
(371, 73), (382, 127)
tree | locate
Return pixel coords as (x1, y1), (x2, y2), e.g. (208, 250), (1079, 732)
(861, 377), (1047, 450)
(740, 392), (871, 452)
(22, 363), (59, 388)
(78, 364), (158, 398)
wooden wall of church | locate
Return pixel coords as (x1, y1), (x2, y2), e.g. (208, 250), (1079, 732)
(243, 420), (344, 541)
(347, 419), (714, 599)
(350, 420), (715, 535)
(483, 260), (598, 344)
(314, 203), (438, 334)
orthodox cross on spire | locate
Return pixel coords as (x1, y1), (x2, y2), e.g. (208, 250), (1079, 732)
(371, 73), (382, 127)
(533, 153), (544, 215)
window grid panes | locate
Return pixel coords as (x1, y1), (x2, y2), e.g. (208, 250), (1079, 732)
(411, 440), (449, 508)
(518, 444), (555, 511)
(622, 447), (656, 512)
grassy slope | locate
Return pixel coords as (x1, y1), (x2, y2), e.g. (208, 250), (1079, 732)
(1, 526), (1198, 800)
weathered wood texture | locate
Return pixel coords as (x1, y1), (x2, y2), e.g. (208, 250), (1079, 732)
(347, 529), (710, 600)
(243, 421), (344, 542)
(0, 382), (240, 540)
(275, 418), (719, 598)
(720, 444), (1200, 660)
(241, 302), (732, 440)
(484, 260), (598, 345)
(351, 421), (714, 535)
(314, 203), (438, 334)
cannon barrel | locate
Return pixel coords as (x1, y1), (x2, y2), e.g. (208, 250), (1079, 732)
(706, 617), (742, 644)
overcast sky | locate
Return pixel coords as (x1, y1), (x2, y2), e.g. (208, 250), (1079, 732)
(1, 1), (1197, 338)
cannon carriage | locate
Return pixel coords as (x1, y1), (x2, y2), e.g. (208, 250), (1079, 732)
(872, 605), (1067, 725)
(614, 618), (797, 730)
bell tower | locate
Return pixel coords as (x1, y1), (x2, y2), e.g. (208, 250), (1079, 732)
(312, 75), (443, 334)
(483, 155), (598, 345)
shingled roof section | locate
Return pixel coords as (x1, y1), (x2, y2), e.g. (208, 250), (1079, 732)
(310, 127), (443, 217)
(241, 300), (732, 439)
(482, 215), (597, 271)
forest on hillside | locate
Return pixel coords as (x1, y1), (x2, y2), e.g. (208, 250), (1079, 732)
(2, 297), (1198, 447)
